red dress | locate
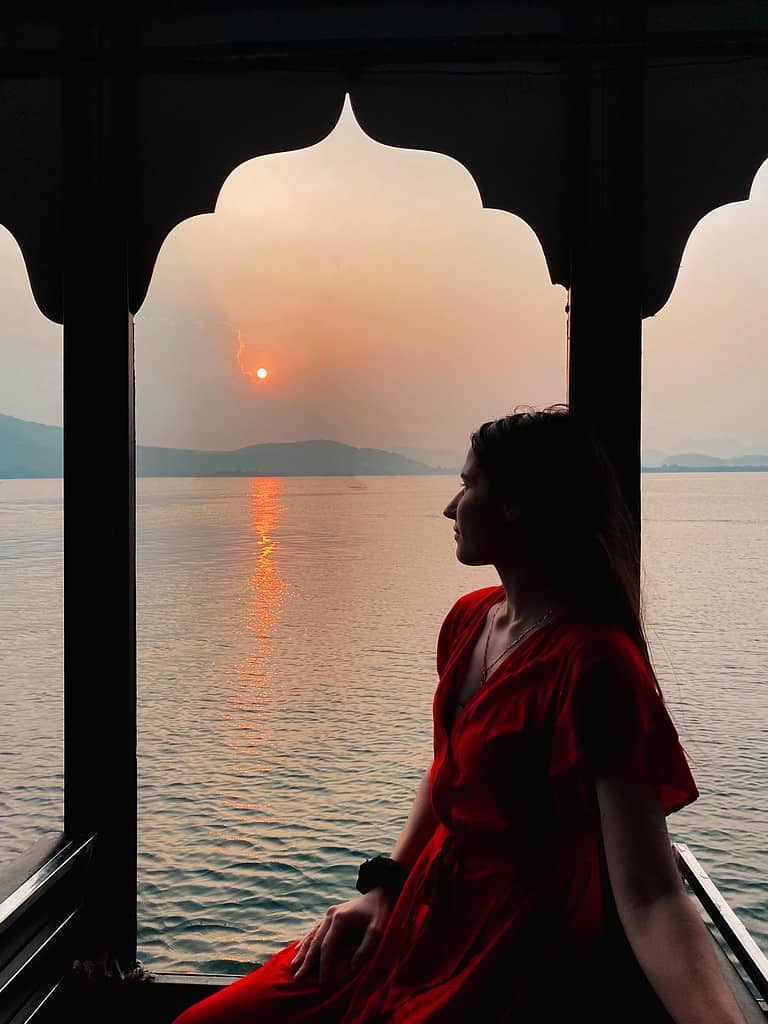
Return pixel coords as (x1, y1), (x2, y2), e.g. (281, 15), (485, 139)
(174, 585), (699, 1023)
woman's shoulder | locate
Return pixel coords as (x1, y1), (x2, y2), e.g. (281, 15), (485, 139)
(436, 587), (500, 673)
(436, 586), (500, 651)
(555, 617), (644, 669)
(444, 585), (502, 622)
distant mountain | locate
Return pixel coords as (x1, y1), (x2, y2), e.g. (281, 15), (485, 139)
(0, 413), (63, 477)
(2, 414), (766, 477)
(658, 452), (768, 469)
(137, 439), (448, 477)
(640, 448), (768, 470)
(726, 453), (768, 466)
(640, 449), (669, 468)
(390, 446), (464, 471)
(665, 436), (768, 459)
(663, 452), (724, 467)
(0, 414), (450, 478)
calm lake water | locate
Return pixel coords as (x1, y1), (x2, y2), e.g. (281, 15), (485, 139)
(1, 473), (766, 975)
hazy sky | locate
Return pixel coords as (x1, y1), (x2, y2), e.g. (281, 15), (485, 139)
(1, 96), (766, 457)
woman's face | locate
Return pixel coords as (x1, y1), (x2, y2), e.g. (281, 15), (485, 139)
(442, 448), (518, 566)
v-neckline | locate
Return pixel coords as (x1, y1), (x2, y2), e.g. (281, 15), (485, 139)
(442, 587), (565, 734)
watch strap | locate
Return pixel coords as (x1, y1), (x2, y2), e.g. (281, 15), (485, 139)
(355, 855), (408, 898)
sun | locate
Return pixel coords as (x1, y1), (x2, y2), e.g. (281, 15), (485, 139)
(235, 332), (270, 385)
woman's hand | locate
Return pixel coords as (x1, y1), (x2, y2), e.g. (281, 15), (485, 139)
(290, 888), (394, 987)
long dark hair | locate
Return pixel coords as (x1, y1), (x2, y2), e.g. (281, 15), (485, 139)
(470, 403), (667, 706)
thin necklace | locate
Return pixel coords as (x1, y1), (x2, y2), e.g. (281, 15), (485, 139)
(481, 602), (556, 684)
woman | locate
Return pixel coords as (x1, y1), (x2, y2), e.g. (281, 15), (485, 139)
(173, 405), (746, 1024)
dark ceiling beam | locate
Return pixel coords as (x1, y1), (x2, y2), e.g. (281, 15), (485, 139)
(3, 29), (768, 75)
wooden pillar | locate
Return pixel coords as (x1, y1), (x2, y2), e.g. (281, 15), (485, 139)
(62, 16), (137, 969)
(566, 7), (645, 588)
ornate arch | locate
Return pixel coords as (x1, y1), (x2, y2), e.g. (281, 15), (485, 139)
(349, 62), (570, 292)
(643, 56), (768, 316)
(3, 57), (768, 325)
(0, 76), (62, 324)
(128, 70), (347, 314)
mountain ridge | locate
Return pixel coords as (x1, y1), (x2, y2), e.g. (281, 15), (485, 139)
(0, 414), (447, 478)
(1, 414), (767, 477)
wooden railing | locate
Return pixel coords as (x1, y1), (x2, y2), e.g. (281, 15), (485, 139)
(0, 836), (765, 1023)
(0, 833), (95, 1023)
(674, 842), (768, 1022)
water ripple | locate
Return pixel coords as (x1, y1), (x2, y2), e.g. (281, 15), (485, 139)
(2, 474), (766, 973)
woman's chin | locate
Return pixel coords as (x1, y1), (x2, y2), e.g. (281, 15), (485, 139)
(454, 542), (490, 567)
(454, 543), (477, 566)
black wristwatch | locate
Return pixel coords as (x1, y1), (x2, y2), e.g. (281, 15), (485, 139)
(356, 855), (408, 899)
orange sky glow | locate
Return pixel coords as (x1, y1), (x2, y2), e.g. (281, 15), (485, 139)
(0, 95), (766, 458)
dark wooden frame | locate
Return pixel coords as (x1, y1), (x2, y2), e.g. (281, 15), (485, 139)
(1, 3), (768, 1019)
(61, 15), (138, 970)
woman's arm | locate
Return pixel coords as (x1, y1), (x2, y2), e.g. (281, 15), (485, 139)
(596, 775), (747, 1024)
(291, 767), (439, 983)
(388, 766), (439, 873)
(621, 890), (747, 1024)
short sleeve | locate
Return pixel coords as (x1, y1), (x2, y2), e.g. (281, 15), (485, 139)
(549, 631), (699, 831)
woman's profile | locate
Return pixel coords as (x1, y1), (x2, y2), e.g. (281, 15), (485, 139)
(172, 405), (747, 1024)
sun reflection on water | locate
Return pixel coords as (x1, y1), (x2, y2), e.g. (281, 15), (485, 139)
(225, 477), (289, 814)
